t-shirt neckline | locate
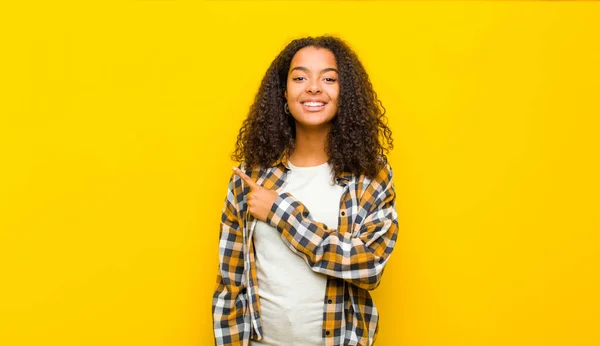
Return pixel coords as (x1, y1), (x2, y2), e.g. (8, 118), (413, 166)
(288, 160), (329, 171)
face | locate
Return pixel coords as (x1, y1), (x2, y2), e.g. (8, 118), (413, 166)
(284, 46), (339, 129)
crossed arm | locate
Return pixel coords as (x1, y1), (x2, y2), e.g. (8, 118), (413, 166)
(264, 164), (398, 291)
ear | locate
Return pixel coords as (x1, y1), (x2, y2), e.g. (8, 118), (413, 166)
(284, 89), (287, 99)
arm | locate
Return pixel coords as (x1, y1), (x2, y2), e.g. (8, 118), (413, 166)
(265, 163), (399, 291)
(212, 170), (249, 345)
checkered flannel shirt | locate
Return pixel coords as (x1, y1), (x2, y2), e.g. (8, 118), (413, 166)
(212, 154), (399, 346)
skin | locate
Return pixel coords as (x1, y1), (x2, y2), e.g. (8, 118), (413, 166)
(284, 46), (339, 167)
(232, 166), (278, 222)
(234, 45), (340, 222)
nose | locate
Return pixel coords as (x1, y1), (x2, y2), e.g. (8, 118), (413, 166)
(306, 79), (322, 94)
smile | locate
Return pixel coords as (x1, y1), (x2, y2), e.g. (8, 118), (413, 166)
(301, 101), (327, 112)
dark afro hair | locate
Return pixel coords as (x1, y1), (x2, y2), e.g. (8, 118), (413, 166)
(231, 35), (393, 180)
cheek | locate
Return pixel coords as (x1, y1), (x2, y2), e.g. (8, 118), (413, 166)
(328, 86), (340, 101)
(286, 88), (302, 101)
(329, 92), (339, 107)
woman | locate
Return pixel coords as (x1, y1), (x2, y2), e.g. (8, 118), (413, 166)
(212, 35), (399, 346)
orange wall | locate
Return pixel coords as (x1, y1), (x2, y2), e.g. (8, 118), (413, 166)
(1, 1), (599, 345)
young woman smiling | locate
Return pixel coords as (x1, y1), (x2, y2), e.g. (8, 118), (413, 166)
(212, 35), (399, 346)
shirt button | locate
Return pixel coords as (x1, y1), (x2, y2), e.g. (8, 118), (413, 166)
(340, 210), (346, 216)
(326, 331), (331, 336)
(327, 299), (333, 304)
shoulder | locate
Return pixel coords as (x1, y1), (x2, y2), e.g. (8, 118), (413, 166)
(239, 161), (265, 180)
(377, 159), (394, 184)
(229, 161), (268, 194)
(365, 156), (394, 186)
(357, 157), (395, 200)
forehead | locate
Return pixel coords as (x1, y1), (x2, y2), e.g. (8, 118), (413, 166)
(289, 46), (337, 72)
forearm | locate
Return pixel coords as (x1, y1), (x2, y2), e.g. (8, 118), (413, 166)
(265, 191), (398, 290)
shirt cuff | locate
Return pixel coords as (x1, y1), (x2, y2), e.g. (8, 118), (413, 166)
(265, 191), (298, 231)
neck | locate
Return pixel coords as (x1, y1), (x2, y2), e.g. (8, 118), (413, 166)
(289, 122), (331, 167)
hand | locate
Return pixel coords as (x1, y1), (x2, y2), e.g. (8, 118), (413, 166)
(232, 166), (279, 223)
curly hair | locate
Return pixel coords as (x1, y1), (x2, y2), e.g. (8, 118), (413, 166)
(231, 35), (393, 180)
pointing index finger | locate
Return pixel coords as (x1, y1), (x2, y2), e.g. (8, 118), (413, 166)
(233, 166), (259, 189)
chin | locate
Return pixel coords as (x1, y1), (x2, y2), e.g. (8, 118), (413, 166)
(294, 112), (334, 122)
(296, 119), (335, 129)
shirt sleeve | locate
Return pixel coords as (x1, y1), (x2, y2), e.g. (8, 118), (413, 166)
(265, 162), (399, 291)
(212, 170), (250, 345)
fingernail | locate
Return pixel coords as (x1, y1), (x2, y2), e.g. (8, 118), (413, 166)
(232, 166), (237, 171)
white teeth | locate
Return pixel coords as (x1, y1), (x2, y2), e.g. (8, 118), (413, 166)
(303, 102), (325, 106)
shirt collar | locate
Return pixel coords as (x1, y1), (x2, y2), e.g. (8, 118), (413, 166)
(272, 152), (354, 185)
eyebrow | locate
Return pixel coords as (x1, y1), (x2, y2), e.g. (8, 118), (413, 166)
(290, 66), (339, 74)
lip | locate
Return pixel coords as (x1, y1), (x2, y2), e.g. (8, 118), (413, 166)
(301, 99), (328, 104)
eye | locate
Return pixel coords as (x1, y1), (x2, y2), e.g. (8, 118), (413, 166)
(324, 78), (337, 83)
(292, 77), (306, 81)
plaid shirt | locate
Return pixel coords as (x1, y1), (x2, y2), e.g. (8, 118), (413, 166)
(212, 154), (399, 346)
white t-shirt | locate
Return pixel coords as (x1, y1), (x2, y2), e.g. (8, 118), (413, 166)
(250, 160), (345, 346)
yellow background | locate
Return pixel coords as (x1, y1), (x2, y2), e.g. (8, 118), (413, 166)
(1, 1), (599, 345)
